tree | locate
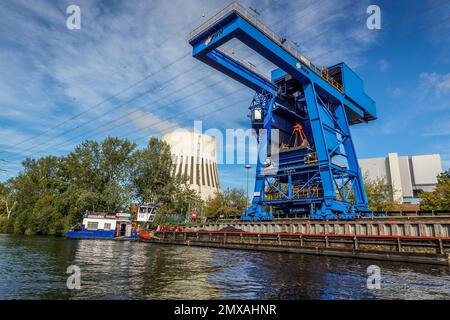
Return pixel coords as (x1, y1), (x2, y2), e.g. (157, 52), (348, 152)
(363, 177), (396, 211)
(0, 181), (15, 219)
(420, 170), (450, 210)
(9, 156), (63, 234)
(59, 136), (136, 212)
(3, 137), (137, 236)
(2, 135), (207, 236)
(204, 191), (226, 218)
(131, 137), (203, 216)
(131, 137), (176, 204)
(204, 188), (247, 218)
(347, 175), (396, 211)
(165, 182), (203, 215)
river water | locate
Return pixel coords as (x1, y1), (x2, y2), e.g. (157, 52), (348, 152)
(0, 234), (449, 300)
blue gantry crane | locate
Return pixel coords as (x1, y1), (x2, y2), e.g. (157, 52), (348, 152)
(189, 3), (377, 221)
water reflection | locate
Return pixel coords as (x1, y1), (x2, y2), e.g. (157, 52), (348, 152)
(0, 234), (449, 300)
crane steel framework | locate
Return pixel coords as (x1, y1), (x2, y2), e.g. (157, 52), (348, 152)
(189, 3), (377, 220)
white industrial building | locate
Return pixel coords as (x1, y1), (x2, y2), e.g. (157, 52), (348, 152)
(162, 131), (220, 201)
(358, 153), (443, 204)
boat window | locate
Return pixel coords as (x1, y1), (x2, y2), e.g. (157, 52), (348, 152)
(139, 207), (148, 214)
(87, 222), (98, 230)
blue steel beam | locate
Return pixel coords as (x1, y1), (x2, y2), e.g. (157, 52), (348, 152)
(189, 10), (375, 123)
(205, 50), (277, 94)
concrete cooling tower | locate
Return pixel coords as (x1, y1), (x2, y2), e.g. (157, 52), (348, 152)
(162, 131), (220, 201)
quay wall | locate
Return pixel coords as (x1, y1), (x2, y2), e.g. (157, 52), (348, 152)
(144, 230), (450, 266)
(187, 216), (450, 238)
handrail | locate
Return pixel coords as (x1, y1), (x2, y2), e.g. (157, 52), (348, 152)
(189, 2), (343, 92)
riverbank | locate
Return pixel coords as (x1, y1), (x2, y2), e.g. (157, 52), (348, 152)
(0, 215), (71, 237)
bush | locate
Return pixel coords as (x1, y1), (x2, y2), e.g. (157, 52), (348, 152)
(420, 171), (450, 210)
(204, 188), (248, 218)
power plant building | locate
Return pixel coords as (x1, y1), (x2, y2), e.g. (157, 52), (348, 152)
(162, 131), (220, 201)
(358, 153), (443, 204)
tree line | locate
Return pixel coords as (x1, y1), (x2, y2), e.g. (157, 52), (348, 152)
(419, 171), (450, 211)
(0, 136), (202, 236)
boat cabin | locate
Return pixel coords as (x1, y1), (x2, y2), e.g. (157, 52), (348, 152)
(74, 212), (135, 238)
(67, 204), (160, 239)
(136, 203), (160, 228)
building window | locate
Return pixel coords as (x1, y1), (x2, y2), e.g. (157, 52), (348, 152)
(104, 223), (111, 231)
(87, 222), (98, 230)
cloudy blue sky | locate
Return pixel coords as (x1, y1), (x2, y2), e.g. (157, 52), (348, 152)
(0, 0), (449, 191)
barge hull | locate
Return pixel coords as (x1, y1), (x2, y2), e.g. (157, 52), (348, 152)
(142, 230), (450, 266)
(189, 216), (450, 237)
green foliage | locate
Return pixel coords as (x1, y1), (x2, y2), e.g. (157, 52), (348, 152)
(132, 137), (175, 204)
(0, 216), (12, 233)
(132, 137), (203, 216)
(10, 156), (62, 235)
(2, 137), (137, 236)
(348, 175), (396, 211)
(152, 214), (186, 226)
(60, 137), (136, 212)
(0, 182), (10, 217)
(364, 177), (396, 211)
(204, 188), (247, 218)
(1, 136), (202, 236)
(420, 171), (450, 210)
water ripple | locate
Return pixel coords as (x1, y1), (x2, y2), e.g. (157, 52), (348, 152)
(0, 234), (449, 300)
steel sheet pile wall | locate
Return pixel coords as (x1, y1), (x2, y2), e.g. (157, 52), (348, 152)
(146, 229), (450, 266)
(189, 217), (450, 237)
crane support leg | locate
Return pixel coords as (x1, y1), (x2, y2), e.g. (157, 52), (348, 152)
(242, 93), (276, 221)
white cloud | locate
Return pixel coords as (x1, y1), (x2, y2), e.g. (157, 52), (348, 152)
(129, 109), (180, 136)
(420, 72), (450, 97)
(378, 59), (390, 72)
(387, 87), (404, 97)
(421, 116), (450, 137)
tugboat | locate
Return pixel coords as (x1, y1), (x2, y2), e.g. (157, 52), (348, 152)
(66, 203), (161, 240)
(135, 203), (164, 240)
(135, 203), (159, 230)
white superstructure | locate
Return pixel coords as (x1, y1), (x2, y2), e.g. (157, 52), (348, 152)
(82, 212), (133, 237)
